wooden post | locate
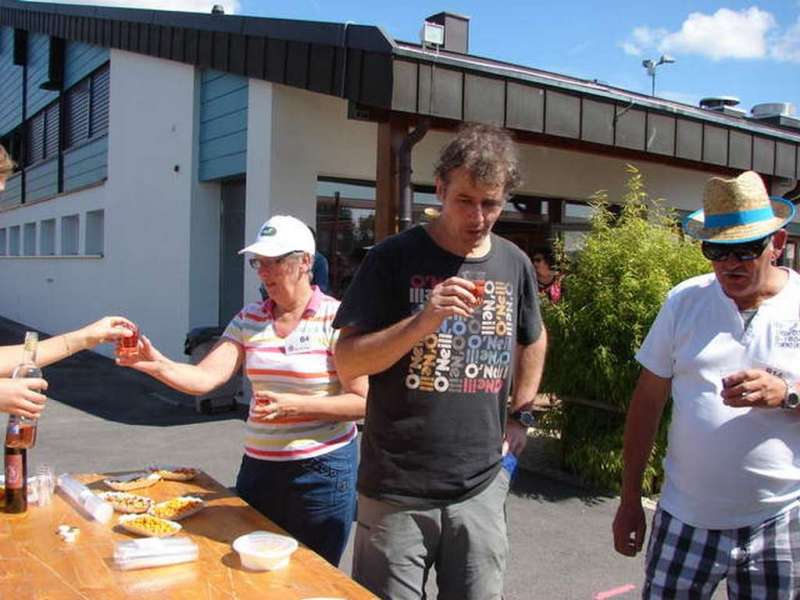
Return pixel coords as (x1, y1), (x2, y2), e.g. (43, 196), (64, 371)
(374, 116), (406, 241)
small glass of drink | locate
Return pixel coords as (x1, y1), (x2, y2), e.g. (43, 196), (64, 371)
(116, 323), (140, 358)
(461, 270), (486, 306)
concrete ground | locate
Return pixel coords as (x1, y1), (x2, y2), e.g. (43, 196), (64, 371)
(0, 316), (662, 599)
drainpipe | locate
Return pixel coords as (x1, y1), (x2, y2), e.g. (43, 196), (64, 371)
(786, 180), (800, 203)
(397, 120), (430, 232)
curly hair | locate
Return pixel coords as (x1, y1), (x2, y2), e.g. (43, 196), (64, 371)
(433, 123), (521, 196)
(0, 144), (14, 180)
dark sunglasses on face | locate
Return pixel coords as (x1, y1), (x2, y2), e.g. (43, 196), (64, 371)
(700, 236), (771, 262)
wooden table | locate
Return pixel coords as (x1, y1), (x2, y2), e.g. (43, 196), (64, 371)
(0, 471), (376, 599)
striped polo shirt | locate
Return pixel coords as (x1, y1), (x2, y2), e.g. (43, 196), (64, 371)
(222, 286), (357, 461)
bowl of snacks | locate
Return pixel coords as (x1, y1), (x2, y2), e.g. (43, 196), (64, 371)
(232, 531), (298, 571)
(118, 514), (182, 538)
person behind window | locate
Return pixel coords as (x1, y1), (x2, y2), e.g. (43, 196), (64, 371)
(532, 248), (562, 303)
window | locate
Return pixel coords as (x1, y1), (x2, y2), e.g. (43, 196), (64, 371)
(0, 229), (6, 256)
(9, 225), (20, 256)
(64, 63), (110, 149)
(23, 222), (36, 256)
(61, 214), (79, 255)
(85, 209), (104, 255)
(25, 101), (60, 166)
(40, 219), (55, 255)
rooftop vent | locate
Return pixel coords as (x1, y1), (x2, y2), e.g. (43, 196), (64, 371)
(748, 102), (800, 132)
(751, 102), (795, 118)
(211, 5), (225, 15)
(425, 12), (470, 54)
(699, 96), (745, 117)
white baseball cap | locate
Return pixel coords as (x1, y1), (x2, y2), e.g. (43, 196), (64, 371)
(238, 215), (316, 257)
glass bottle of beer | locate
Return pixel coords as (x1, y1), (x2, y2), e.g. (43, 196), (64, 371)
(7, 332), (41, 450)
(4, 444), (26, 513)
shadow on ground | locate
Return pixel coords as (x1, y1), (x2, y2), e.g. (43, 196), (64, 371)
(0, 316), (248, 426)
(511, 468), (612, 507)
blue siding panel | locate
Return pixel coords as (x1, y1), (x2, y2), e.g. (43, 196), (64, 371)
(0, 173), (22, 209)
(25, 159), (58, 202)
(200, 154), (250, 182)
(199, 131), (248, 162)
(64, 42), (108, 89)
(26, 34), (59, 117)
(199, 69), (247, 181)
(64, 136), (108, 191)
(200, 110), (248, 143)
(0, 27), (23, 136)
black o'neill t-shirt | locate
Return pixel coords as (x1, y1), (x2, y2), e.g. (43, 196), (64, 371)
(333, 225), (542, 505)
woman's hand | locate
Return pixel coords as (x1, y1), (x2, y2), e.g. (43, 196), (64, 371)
(0, 377), (48, 419)
(250, 392), (305, 421)
(116, 335), (166, 373)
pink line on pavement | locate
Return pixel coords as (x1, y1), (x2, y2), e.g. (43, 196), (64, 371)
(593, 583), (636, 599)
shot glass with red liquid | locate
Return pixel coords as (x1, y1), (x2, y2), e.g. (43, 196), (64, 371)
(461, 270), (486, 307)
(116, 323), (140, 358)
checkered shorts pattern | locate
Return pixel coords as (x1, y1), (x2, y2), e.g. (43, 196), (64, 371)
(643, 503), (800, 599)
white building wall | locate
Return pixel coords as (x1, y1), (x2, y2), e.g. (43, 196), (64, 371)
(265, 86), (779, 229)
(0, 50), (219, 360)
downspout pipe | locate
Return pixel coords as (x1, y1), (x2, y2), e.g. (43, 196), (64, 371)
(397, 120), (430, 232)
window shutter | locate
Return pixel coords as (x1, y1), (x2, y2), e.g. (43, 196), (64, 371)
(65, 79), (90, 148)
(44, 102), (60, 159)
(90, 65), (110, 136)
(25, 112), (44, 165)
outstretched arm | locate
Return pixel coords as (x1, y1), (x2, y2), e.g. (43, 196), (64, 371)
(0, 316), (135, 377)
(118, 335), (243, 396)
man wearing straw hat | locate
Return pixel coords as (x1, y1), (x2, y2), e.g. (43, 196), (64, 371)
(613, 170), (800, 598)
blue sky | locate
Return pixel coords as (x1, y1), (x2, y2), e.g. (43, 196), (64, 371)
(39, 1), (800, 114)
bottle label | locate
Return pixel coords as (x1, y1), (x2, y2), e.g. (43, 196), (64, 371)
(6, 454), (23, 489)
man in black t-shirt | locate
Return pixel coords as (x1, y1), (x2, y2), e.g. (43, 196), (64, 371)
(333, 124), (547, 600)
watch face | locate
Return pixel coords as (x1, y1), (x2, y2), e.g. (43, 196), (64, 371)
(518, 411), (536, 427)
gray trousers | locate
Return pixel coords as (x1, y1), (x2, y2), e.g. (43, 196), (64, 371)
(352, 469), (511, 600)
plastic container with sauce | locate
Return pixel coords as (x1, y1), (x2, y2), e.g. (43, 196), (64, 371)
(232, 531), (298, 571)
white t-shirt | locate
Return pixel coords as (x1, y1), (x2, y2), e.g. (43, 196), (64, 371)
(636, 269), (800, 529)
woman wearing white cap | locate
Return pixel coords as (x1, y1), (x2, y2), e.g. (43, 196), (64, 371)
(119, 215), (367, 566)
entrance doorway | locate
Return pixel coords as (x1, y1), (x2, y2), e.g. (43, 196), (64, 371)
(219, 179), (245, 325)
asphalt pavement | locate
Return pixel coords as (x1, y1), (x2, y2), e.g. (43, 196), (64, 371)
(0, 316), (659, 599)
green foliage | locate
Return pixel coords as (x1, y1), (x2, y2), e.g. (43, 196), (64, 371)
(541, 166), (710, 493)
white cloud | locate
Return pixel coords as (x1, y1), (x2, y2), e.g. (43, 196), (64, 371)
(621, 6), (796, 62)
(22, 0), (241, 14)
(771, 17), (800, 62)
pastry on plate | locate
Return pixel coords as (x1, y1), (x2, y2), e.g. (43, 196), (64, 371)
(98, 491), (154, 514)
(148, 496), (205, 521)
(103, 472), (161, 491)
(147, 465), (199, 481)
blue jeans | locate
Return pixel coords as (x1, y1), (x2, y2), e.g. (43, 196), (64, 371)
(235, 439), (357, 566)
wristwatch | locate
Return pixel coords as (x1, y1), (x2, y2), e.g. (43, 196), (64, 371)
(509, 408), (536, 427)
(782, 380), (800, 410)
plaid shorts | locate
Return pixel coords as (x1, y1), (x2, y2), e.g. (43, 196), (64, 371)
(643, 503), (800, 599)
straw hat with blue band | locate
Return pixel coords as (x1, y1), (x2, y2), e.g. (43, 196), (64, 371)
(684, 170), (795, 244)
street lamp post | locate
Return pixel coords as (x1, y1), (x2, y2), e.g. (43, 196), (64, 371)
(642, 55), (675, 96)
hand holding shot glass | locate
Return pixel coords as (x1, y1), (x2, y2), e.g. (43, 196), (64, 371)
(115, 323), (140, 359)
(461, 270), (486, 307)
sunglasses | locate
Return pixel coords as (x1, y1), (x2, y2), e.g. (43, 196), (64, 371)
(700, 236), (771, 262)
(248, 252), (303, 269)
